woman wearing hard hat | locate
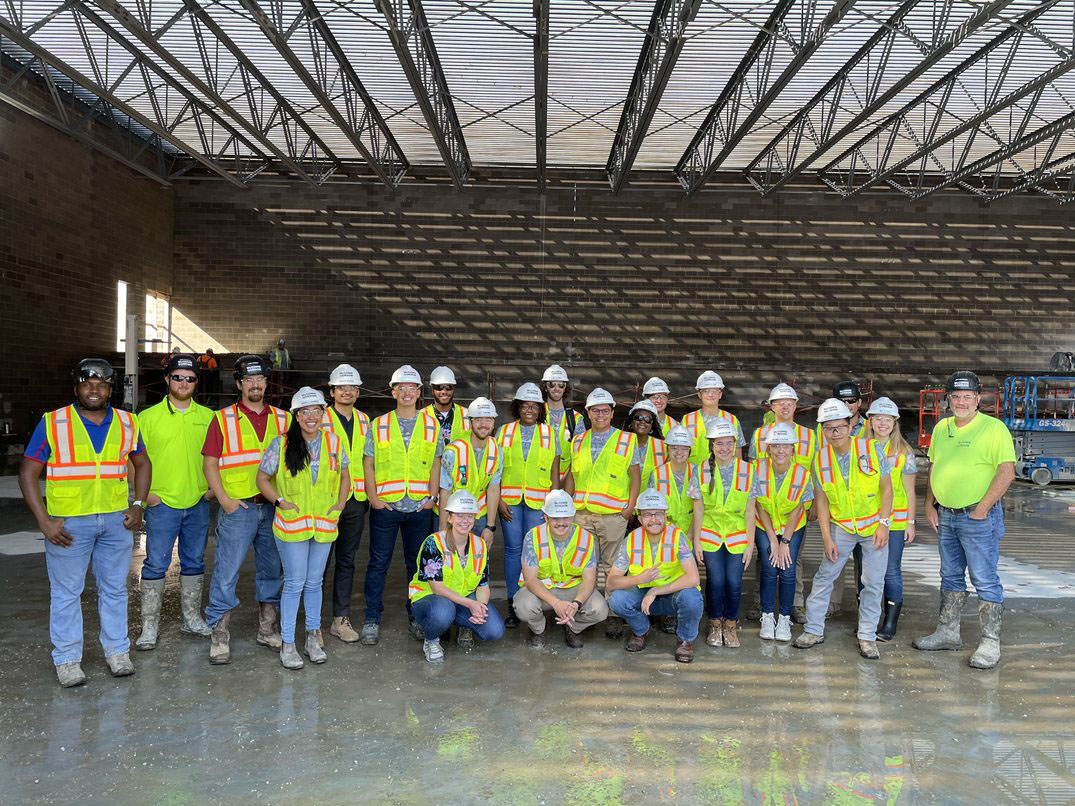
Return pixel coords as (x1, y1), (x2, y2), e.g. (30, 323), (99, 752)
(649, 425), (695, 534)
(438, 397), (503, 540)
(689, 419), (755, 648)
(626, 399), (666, 491)
(541, 364), (585, 482)
(256, 387), (351, 670)
(642, 377), (676, 435)
(750, 423), (814, 643)
(749, 384), (816, 465)
(496, 383), (561, 628)
(681, 371), (746, 466)
(408, 490), (504, 663)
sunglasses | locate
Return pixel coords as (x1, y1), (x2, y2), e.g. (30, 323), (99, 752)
(632, 415), (654, 424)
(840, 397), (860, 403)
(170, 374), (197, 383)
(545, 382), (567, 389)
(431, 385), (454, 392)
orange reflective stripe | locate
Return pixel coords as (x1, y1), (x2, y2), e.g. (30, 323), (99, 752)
(274, 410), (288, 434)
(817, 446), (835, 485)
(376, 416), (391, 443)
(614, 432), (632, 457)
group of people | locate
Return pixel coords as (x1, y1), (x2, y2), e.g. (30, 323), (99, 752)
(19, 354), (1016, 687)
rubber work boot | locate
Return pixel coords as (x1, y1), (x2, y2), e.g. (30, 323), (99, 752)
(209, 612), (231, 665)
(280, 642), (304, 670)
(759, 613), (776, 640)
(775, 614), (793, 642)
(178, 574), (212, 636)
(605, 616), (625, 640)
(135, 577), (166, 650)
(674, 640), (694, 663)
(304, 630), (327, 664)
(858, 639), (880, 660)
(330, 616), (360, 643)
(359, 621), (380, 646)
(106, 652), (135, 677)
(706, 618), (723, 647)
(792, 631), (825, 649)
(722, 619), (741, 648)
(423, 639), (445, 663)
(969, 601), (1003, 669)
(563, 626), (583, 648)
(56, 661), (86, 688)
(876, 600), (902, 642)
(456, 627), (475, 649)
(913, 591), (968, 651)
(256, 602), (282, 649)
(625, 632), (647, 652)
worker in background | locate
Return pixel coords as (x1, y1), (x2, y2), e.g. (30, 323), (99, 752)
(914, 371), (1015, 669)
(134, 354), (215, 652)
(424, 366), (470, 447)
(513, 490), (608, 648)
(256, 387), (349, 670)
(626, 399), (665, 490)
(196, 348), (218, 371)
(642, 376), (676, 434)
(319, 364), (370, 644)
(607, 489), (702, 662)
(681, 371), (746, 466)
(541, 364), (585, 482)
(202, 355), (290, 665)
(19, 358), (150, 687)
(408, 491), (504, 664)
(362, 365), (442, 646)
(269, 338), (292, 371)
(793, 398), (892, 660)
(196, 348), (220, 405)
(496, 383), (560, 628)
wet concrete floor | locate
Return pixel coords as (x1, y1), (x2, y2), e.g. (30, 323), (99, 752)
(1, 479), (1073, 804)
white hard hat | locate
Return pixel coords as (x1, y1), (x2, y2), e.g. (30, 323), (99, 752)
(513, 382), (544, 403)
(706, 418), (737, 440)
(444, 490), (480, 515)
(429, 366), (457, 386)
(542, 489), (576, 517)
(629, 400), (659, 417)
(329, 363), (362, 387)
(290, 386), (327, 411)
(585, 388), (616, 409)
(542, 364), (570, 383)
(643, 377), (670, 396)
(390, 365), (422, 386)
(817, 397), (853, 423)
(664, 425), (693, 447)
(764, 423), (798, 445)
(466, 397), (498, 419)
(767, 383), (798, 402)
(867, 396), (900, 418)
(635, 488), (668, 512)
(696, 370), (725, 390)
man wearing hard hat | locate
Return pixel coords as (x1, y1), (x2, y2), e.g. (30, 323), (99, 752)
(541, 364), (585, 481)
(319, 364), (371, 644)
(642, 376), (676, 435)
(424, 366), (470, 448)
(681, 371), (746, 466)
(361, 365), (443, 646)
(513, 490), (608, 647)
(438, 397), (503, 541)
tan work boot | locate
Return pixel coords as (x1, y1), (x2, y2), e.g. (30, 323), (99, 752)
(329, 616), (360, 643)
(722, 619), (741, 648)
(209, 612), (231, 665)
(706, 618), (723, 647)
(256, 602), (282, 649)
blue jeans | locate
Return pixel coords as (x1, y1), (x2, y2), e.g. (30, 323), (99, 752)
(939, 501), (1004, 603)
(205, 501), (282, 626)
(854, 529), (907, 602)
(275, 538), (334, 643)
(364, 506), (435, 623)
(608, 585), (704, 642)
(500, 502), (545, 601)
(702, 547), (746, 620)
(410, 593), (505, 642)
(44, 512), (133, 665)
(755, 526), (807, 616)
(141, 499), (210, 579)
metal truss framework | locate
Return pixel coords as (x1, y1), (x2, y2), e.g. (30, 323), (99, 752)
(374, 0), (471, 188)
(533, 0), (548, 191)
(605, 0), (701, 193)
(745, 0), (1013, 195)
(984, 118), (1075, 203)
(674, 0), (857, 196)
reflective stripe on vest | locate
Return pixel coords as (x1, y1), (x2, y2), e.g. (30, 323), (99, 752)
(520, 523), (594, 589)
(44, 406), (138, 517)
(271, 430), (342, 542)
(321, 407), (370, 501)
(571, 429), (636, 515)
(627, 524), (687, 589)
(815, 437), (883, 536)
(446, 438), (501, 517)
(698, 458), (753, 553)
(409, 531), (488, 601)
(372, 411), (438, 501)
(682, 409), (740, 465)
(497, 421), (554, 508)
(753, 458), (811, 532)
(217, 405), (289, 500)
(652, 460), (694, 533)
(753, 422), (816, 465)
(886, 447), (910, 529)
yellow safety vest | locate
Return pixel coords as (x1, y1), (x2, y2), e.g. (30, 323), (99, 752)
(321, 406), (370, 502)
(372, 411), (439, 503)
(638, 437), (666, 490)
(885, 446), (910, 530)
(658, 412), (676, 436)
(625, 524), (690, 588)
(423, 403), (470, 445)
(698, 458), (754, 554)
(44, 405), (139, 517)
(271, 430), (342, 543)
(752, 459), (812, 533)
(751, 422), (816, 466)
(496, 421), (555, 509)
(444, 438), (501, 517)
(651, 461), (694, 533)
(814, 437), (885, 536)
(681, 409), (741, 466)
(520, 523), (595, 589)
(408, 531), (489, 602)
(215, 404), (289, 500)
(547, 405), (582, 478)
(571, 428), (637, 515)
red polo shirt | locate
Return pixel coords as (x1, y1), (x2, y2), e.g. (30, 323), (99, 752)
(201, 401), (274, 458)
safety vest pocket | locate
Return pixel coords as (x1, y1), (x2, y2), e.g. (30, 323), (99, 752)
(48, 486), (79, 499)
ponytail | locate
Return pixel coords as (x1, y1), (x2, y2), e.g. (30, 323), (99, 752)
(283, 417), (311, 477)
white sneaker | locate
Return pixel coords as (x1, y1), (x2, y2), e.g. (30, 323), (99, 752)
(423, 639), (444, 664)
(759, 613), (776, 640)
(775, 614), (793, 642)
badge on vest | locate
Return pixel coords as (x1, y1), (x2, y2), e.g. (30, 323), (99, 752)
(459, 465), (469, 485)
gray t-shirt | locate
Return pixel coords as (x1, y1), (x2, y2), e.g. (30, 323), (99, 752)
(363, 414), (444, 512)
(439, 441), (504, 490)
(548, 407), (585, 440)
(260, 435), (349, 485)
(612, 531), (693, 571)
(515, 423), (562, 460)
(687, 462), (736, 503)
(521, 532), (597, 570)
(587, 428), (641, 466)
(748, 467), (814, 502)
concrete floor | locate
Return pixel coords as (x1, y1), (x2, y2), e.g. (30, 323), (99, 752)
(1, 478), (1074, 804)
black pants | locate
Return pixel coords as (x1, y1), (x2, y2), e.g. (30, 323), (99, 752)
(323, 497), (368, 617)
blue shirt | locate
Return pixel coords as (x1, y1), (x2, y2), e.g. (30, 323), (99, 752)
(24, 406), (145, 463)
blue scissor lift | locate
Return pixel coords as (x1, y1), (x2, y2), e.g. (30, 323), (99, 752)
(1002, 375), (1075, 485)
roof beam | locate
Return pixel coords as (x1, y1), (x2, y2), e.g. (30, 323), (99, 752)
(984, 120), (1075, 204)
(374, 0), (471, 187)
(745, 0), (1012, 196)
(236, 0), (408, 187)
(533, 0), (548, 191)
(605, 0), (701, 193)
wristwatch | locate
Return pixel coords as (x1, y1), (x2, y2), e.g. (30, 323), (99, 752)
(908, 519), (916, 525)
(879, 517), (892, 527)
(131, 500), (146, 509)
(778, 536), (791, 545)
(274, 498), (284, 508)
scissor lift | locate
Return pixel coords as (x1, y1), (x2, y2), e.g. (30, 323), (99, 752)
(1003, 375), (1075, 486)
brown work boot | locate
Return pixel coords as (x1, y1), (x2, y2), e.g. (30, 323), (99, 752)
(674, 640), (694, 663)
(209, 612), (231, 665)
(527, 628), (546, 648)
(329, 616), (360, 643)
(256, 602), (282, 649)
(625, 632), (648, 652)
(706, 618), (723, 647)
(722, 619), (740, 648)
(563, 625), (584, 648)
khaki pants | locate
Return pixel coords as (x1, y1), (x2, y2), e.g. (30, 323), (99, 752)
(513, 586), (609, 635)
(574, 510), (630, 578)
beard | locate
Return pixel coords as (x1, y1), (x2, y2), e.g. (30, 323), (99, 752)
(245, 389), (265, 403)
(171, 387), (196, 402)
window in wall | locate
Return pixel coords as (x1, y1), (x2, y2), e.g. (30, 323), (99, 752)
(116, 281), (128, 352)
(145, 291), (171, 353)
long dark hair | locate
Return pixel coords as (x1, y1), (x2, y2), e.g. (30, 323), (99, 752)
(510, 398), (547, 424)
(283, 416), (313, 477)
(707, 437), (718, 495)
(623, 410), (664, 441)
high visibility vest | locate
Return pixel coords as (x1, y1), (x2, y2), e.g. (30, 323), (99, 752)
(815, 437), (885, 536)
(657, 413), (675, 436)
(651, 461), (694, 533)
(43, 405), (138, 517)
(681, 409), (741, 466)
(571, 428), (637, 515)
(547, 405), (582, 478)
(408, 531), (489, 602)
(752, 459), (812, 533)
(751, 422), (816, 466)
(519, 523), (595, 589)
(497, 421), (555, 509)
(444, 438), (501, 517)
(625, 524), (691, 589)
(885, 445), (910, 530)
(216, 404), (290, 500)
(638, 437), (666, 490)
(271, 430), (342, 543)
(424, 403), (470, 446)
(372, 411), (439, 502)
(321, 406), (370, 502)
(698, 458), (754, 554)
